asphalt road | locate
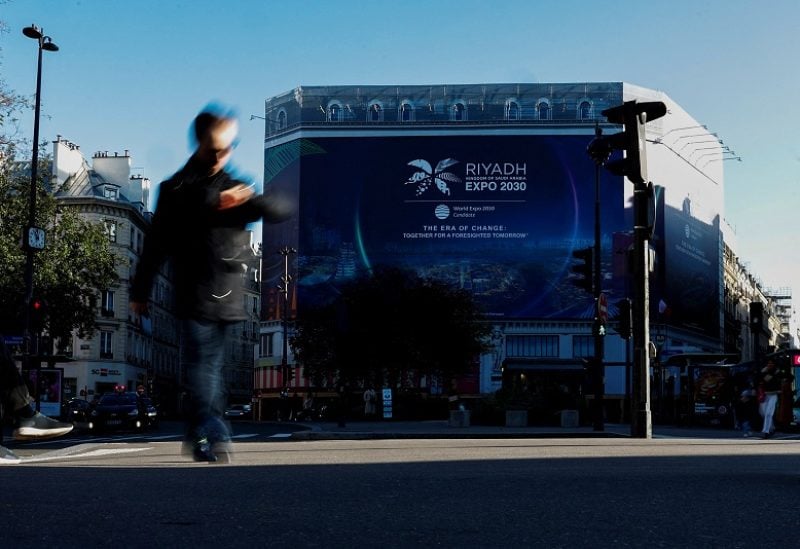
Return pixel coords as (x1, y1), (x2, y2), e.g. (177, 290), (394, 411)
(2, 430), (799, 548)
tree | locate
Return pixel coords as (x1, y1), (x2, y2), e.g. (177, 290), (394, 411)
(0, 15), (118, 348)
(291, 267), (492, 389)
(0, 153), (118, 350)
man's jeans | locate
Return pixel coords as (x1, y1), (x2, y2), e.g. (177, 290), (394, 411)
(181, 318), (233, 442)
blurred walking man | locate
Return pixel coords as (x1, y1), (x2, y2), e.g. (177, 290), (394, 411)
(130, 106), (292, 462)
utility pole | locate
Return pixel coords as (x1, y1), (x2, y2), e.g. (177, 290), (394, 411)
(278, 246), (296, 390)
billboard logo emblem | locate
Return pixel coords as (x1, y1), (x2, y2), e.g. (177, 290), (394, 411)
(405, 158), (461, 197)
(434, 204), (450, 220)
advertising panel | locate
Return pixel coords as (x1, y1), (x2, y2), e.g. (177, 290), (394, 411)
(266, 134), (628, 319)
(24, 368), (63, 418)
(658, 193), (722, 339)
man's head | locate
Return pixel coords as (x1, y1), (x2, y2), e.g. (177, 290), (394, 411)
(192, 111), (238, 175)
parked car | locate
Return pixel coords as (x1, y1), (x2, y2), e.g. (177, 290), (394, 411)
(88, 392), (158, 432)
(793, 397), (800, 425)
(61, 398), (92, 425)
(224, 404), (252, 419)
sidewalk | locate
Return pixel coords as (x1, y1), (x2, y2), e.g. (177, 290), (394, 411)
(287, 420), (762, 441)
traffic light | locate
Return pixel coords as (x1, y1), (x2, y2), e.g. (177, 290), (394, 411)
(29, 297), (47, 333)
(571, 246), (594, 294)
(749, 301), (764, 331)
(617, 298), (632, 340)
(587, 100), (667, 184)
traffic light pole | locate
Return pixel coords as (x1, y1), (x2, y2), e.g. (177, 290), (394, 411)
(631, 180), (652, 438)
(592, 158), (605, 432)
(588, 100), (665, 439)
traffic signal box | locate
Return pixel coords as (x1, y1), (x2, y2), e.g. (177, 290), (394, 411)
(30, 297), (47, 333)
(571, 246), (594, 294)
(587, 100), (667, 185)
(617, 298), (632, 340)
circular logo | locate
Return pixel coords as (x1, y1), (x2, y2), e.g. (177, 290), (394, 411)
(434, 204), (450, 220)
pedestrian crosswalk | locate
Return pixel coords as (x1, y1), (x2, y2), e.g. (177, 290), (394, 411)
(15, 430), (297, 446)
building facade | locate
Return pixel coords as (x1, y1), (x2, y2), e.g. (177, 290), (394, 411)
(250, 82), (791, 414)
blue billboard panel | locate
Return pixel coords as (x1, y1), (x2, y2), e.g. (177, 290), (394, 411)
(656, 194), (722, 339)
(264, 134), (628, 320)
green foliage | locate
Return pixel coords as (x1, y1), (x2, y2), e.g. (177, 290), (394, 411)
(0, 20), (113, 348)
(0, 167), (119, 347)
(291, 267), (492, 389)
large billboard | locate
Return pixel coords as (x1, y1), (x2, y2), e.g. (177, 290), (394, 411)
(265, 134), (628, 319)
(652, 190), (722, 340)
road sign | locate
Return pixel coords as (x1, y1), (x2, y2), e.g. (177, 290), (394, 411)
(3, 335), (23, 346)
(598, 293), (608, 324)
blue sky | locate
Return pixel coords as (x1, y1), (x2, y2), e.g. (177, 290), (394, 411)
(2, 0), (799, 327)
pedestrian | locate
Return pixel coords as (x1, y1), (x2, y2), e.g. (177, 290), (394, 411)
(336, 382), (349, 428)
(363, 386), (377, 418)
(757, 359), (781, 438)
(1, 334), (74, 465)
(130, 106), (293, 462)
(737, 377), (759, 437)
(299, 391), (315, 421)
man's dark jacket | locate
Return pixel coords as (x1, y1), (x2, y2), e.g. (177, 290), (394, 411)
(130, 159), (292, 321)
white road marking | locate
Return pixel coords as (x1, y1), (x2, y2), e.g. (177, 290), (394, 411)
(22, 446), (152, 463)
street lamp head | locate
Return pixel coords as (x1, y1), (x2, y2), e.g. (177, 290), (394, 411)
(42, 37), (59, 52)
(23, 25), (59, 51)
(23, 25), (43, 40)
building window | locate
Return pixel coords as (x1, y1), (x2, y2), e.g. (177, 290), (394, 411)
(506, 100), (520, 120)
(328, 102), (341, 122)
(572, 335), (595, 358)
(260, 333), (274, 357)
(451, 102), (466, 121)
(104, 220), (117, 243)
(368, 102), (383, 122)
(399, 102), (414, 122)
(537, 100), (551, 120)
(579, 100), (592, 120)
(101, 290), (115, 316)
(277, 110), (287, 130)
(505, 335), (559, 357)
(100, 331), (113, 359)
(104, 186), (118, 200)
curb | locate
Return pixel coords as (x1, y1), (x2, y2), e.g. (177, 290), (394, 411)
(289, 430), (629, 441)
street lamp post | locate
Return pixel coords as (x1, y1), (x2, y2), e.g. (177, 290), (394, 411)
(21, 24), (58, 403)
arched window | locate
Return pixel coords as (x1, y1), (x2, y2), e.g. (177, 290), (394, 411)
(328, 102), (341, 122)
(451, 102), (466, 121)
(277, 110), (287, 130)
(506, 100), (520, 120)
(579, 101), (592, 120)
(368, 102), (383, 122)
(537, 100), (550, 120)
(399, 102), (414, 122)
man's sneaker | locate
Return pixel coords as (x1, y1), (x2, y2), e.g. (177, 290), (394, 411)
(0, 445), (21, 465)
(183, 437), (232, 464)
(13, 413), (74, 440)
